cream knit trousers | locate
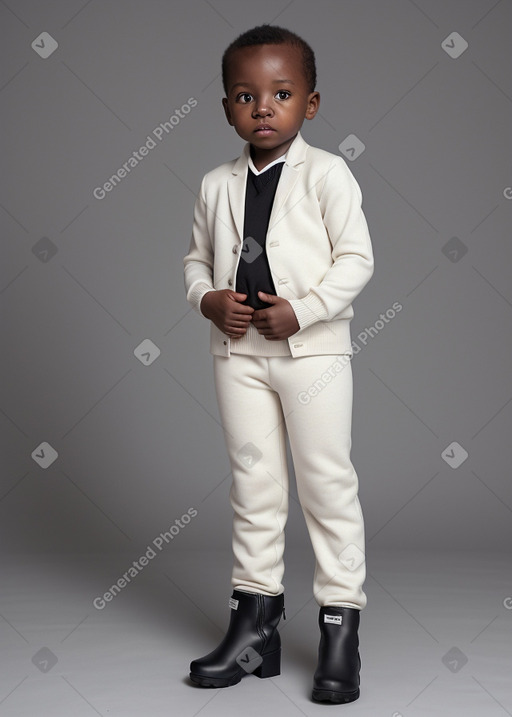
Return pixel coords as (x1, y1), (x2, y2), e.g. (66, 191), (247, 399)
(213, 352), (367, 610)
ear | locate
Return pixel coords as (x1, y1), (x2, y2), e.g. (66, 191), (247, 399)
(222, 97), (234, 126)
(305, 91), (320, 120)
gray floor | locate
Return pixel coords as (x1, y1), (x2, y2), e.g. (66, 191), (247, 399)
(1, 548), (511, 716)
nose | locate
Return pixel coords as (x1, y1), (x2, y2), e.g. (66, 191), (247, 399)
(252, 96), (273, 118)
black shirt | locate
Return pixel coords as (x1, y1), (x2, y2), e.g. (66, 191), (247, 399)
(235, 161), (285, 310)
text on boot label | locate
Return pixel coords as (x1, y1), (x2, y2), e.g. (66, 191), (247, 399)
(324, 614), (343, 625)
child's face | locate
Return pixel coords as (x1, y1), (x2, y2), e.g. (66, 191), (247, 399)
(222, 43), (320, 165)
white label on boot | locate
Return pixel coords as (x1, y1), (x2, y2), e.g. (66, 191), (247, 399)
(324, 614), (342, 625)
(229, 597), (239, 610)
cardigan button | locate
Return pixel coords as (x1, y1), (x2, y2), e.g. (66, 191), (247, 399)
(223, 340), (227, 345)
(232, 245), (238, 253)
(228, 279), (233, 286)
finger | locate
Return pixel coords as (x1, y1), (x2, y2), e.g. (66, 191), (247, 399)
(229, 300), (254, 312)
(258, 291), (277, 303)
(229, 310), (253, 321)
(227, 318), (251, 328)
(231, 308), (254, 318)
(229, 292), (249, 302)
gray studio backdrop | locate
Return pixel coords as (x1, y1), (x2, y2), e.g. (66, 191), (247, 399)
(2, 0), (511, 561)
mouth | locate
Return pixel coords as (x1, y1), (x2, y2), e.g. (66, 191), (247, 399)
(254, 125), (276, 135)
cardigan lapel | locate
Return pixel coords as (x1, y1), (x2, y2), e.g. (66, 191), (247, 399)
(226, 131), (309, 243)
(226, 146), (249, 244)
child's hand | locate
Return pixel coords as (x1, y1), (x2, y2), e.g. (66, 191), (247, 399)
(200, 290), (254, 339)
(252, 292), (300, 340)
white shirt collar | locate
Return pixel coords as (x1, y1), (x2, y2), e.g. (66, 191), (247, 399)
(247, 151), (287, 176)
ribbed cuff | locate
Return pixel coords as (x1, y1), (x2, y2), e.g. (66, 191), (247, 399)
(288, 292), (328, 330)
(188, 282), (215, 318)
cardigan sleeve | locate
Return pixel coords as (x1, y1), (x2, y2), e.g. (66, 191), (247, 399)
(183, 175), (216, 318)
(287, 157), (374, 330)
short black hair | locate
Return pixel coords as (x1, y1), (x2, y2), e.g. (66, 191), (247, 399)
(222, 24), (316, 95)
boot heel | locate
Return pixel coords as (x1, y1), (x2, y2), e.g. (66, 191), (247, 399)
(253, 648), (281, 678)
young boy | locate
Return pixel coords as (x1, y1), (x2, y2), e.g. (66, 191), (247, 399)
(183, 24), (374, 704)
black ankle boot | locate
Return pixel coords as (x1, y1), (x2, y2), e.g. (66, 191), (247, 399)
(189, 589), (285, 688)
(312, 605), (361, 703)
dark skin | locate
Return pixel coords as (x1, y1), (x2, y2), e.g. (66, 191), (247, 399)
(200, 43), (320, 341)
